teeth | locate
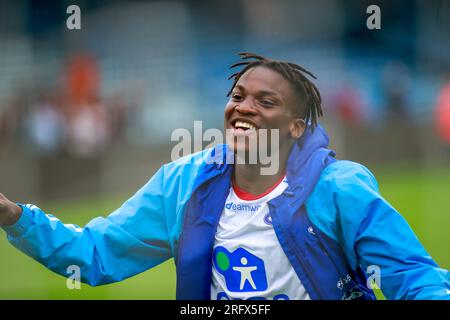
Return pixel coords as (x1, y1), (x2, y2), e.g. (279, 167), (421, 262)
(235, 121), (255, 130)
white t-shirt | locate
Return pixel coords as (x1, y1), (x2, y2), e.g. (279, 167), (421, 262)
(211, 176), (310, 300)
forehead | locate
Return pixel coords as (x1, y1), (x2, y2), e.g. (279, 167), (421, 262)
(235, 66), (296, 100)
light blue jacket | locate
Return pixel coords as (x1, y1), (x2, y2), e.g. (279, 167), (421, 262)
(3, 125), (450, 299)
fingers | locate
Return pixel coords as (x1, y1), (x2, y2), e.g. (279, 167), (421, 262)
(0, 193), (8, 202)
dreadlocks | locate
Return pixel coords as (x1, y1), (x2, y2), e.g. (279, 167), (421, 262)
(227, 52), (323, 130)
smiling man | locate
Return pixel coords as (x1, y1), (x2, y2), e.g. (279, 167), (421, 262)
(1, 53), (449, 300)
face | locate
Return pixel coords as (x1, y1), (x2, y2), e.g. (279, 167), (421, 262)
(224, 66), (305, 156)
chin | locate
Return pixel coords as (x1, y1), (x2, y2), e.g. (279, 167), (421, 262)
(230, 141), (260, 165)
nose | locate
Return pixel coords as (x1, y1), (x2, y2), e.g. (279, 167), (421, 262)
(235, 99), (257, 115)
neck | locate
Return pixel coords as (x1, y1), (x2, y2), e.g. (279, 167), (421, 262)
(233, 145), (291, 195)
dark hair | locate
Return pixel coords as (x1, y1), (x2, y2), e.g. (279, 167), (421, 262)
(227, 52), (323, 129)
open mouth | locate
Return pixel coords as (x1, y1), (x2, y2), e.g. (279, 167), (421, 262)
(232, 120), (257, 132)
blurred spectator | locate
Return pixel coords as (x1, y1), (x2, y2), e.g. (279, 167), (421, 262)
(331, 85), (364, 127)
(25, 92), (64, 155)
(66, 54), (100, 106)
(382, 62), (412, 120)
(106, 92), (131, 141)
(63, 54), (111, 157)
(434, 77), (450, 146)
(0, 89), (34, 152)
(66, 100), (110, 158)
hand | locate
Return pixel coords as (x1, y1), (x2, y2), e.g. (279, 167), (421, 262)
(0, 193), (22, 227)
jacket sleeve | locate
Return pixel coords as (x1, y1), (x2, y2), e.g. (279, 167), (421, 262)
(331, 161), (450, 300)
(2, 167), (172, 286)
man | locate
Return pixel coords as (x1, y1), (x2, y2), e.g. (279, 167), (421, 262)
(1, 53), (449, 300)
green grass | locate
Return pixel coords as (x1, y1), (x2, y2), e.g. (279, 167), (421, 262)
(0, 198), (176, 299)
(0, 165), (449, 299)
(373, 165), (450, 270)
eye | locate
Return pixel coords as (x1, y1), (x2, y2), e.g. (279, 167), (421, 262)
(231, 93), (243, 101)
(260, 99), (275, 107)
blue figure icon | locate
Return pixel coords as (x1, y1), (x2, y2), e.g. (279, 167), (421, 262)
(213, 246), (268, 292)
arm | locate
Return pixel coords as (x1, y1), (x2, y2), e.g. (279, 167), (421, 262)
(331, 161), (450, 300)
(1, 167), (172, 286)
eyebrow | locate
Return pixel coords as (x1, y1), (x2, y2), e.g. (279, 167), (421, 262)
(234, 84), (283, 101)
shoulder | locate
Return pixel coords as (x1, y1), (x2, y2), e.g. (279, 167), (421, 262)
(318, 160), (379, 193)
(132, 148), (214, 203)
(305, 160), (381, 241)
(161, 148), (213, 180)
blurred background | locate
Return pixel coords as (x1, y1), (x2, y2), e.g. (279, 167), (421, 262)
(0, 0), (449, 299)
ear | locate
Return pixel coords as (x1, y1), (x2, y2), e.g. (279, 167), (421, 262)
(289, 118), (306, 139)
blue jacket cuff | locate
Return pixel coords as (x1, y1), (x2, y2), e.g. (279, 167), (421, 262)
(2, 204), (34, 237)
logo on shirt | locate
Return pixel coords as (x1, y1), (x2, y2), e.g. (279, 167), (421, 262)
(213, 246), (268, 292)
(225, 202), (261, 213)
(263, 212), (272, 225)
